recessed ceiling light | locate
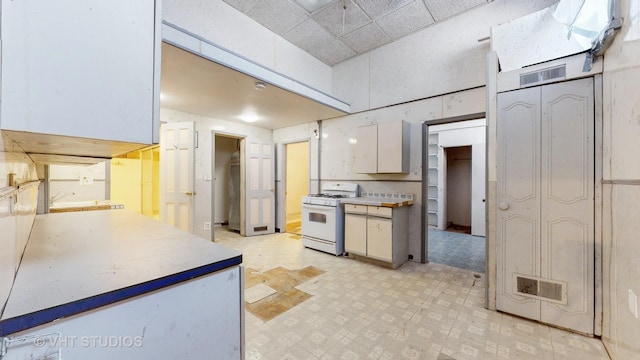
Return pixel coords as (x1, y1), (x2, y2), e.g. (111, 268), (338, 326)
(254, 81), (266, 90)
(293, 0), (333, 13)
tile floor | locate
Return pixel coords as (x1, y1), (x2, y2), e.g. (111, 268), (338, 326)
(427, 230), (485, 273)
(214, 227), (610, 360)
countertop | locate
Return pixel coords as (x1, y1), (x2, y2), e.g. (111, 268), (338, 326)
(342, 197), (414, 208)
(0, 209), (242, 336)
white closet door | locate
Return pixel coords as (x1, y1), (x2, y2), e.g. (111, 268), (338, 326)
(497, 78), (595, 335)
(496, 86), (542, 321)
(540, 78), (594, 333)
(246, 142), (275, 236)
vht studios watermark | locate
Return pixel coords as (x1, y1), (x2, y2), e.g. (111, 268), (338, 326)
(34, 335), (144, 348)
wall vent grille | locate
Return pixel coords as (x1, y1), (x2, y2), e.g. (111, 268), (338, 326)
(513, 274), (567, 304)
(520, 65), (566, 87)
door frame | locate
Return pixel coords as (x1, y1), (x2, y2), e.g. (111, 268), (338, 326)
(422, 112), (486, 264)
(276, 138), (311, 233)
(211, 131), (246, 238)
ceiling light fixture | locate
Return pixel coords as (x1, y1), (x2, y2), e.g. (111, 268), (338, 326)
(254, 81), (266, 90)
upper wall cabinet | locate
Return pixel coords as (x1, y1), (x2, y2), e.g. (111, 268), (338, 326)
(355, 120), (410, 174)
(0, 0), (160, 160)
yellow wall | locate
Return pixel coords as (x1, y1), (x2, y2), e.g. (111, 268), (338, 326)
(285, 142), (309, 230)
(110, 158), (142, 213)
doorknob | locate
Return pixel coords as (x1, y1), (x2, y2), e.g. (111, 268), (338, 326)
(499, 202), (509, 210)
(185, 191), (196, 196)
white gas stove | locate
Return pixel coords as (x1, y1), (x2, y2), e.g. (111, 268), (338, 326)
(301, 182), (359, 255)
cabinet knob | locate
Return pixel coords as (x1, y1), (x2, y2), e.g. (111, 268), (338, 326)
(499, 202), (509, 210)
(185, 191), (196, 196)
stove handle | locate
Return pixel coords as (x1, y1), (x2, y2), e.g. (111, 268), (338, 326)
(302, 204), (334, 212)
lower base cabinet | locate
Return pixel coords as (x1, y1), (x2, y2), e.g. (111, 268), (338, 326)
(344, 204), (409, 268)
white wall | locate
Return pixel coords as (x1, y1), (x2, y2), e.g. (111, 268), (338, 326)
(49, 163), (107, 206)
(600, 0), (640, 358)
(332, 0), (558, 113)
(161, 108), (272, 240)
(162, 0), (333, 96)
(318, 88), (485, 261)
(0, 132), (39, 315)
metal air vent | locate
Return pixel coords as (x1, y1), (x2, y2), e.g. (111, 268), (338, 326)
(519, 65), (566, 87)
(513, 274), (567, 304)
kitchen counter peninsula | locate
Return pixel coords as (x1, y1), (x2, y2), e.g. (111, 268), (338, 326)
(0, 209), (244, 359)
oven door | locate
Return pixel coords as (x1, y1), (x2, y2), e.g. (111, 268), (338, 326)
(301, 203), (337, 243)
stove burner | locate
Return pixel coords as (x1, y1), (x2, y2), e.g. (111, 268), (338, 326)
(307, 194), (348, 199)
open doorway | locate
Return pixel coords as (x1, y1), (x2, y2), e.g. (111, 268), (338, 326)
(425, 118), (486, 273)
(110, 145), (160, 220)
(213, 134), (245, 235)
(284, 141), (309, 235)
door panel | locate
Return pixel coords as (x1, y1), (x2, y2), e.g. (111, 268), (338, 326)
(160, 122), (195, 233)
(246, 141), (274, 235)
(345, 214), (367, 255)
(497, 78), (595, 335)
(540, 78), (594, 333)
(496, 87), (541, 319)
(367, 217), (392, 262)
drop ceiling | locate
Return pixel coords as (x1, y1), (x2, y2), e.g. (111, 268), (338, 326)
(160, 0), (492, 131)
(223, 0), (490, 66)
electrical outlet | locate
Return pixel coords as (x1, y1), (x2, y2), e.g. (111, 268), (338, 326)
(203, 222), (211, 231)
(629, 289), (638, 318)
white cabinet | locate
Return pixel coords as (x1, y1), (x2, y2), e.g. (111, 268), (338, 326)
(355, 120), (410, 174)
(0, 0), (160, 160)
(344, 204), (409, 268)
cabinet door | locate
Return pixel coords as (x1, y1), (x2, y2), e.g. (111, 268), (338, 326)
(367, 217), (393, 262)
(377, 120), (409, 173)
(355, 125), (378, 173)
(345, 214), (367, 255)
(1, 0), (159, 147)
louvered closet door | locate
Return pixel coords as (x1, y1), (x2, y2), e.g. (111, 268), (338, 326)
(497, 78), (594, 335)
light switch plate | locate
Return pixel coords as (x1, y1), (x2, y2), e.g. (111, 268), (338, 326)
(204, 222), (211, 231)
(629, 289), (638, 318)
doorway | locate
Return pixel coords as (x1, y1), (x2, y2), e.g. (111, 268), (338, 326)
(425, 118), (486, 273)
(213, 134), (245, 235)
(284, 141), (309, 235)
(110, 145), (160, 220)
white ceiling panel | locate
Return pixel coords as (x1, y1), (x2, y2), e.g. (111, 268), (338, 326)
(310, 38), (357, 65)
(223, 0), (491, 65)
(341, 23), (390, 54)
(354, 0), (415, 20)
(311, 0), (371, 37)
(377, 1), (435, 39)
(424, 0), (487, 21)
(246, 0), (309, 34)
(223, 0), (260, 13)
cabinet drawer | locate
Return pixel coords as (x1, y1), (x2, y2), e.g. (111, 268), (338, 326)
(367, 206), (392, 218)
(345, 204), (368, 215)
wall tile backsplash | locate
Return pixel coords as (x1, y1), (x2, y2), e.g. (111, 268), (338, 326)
(360, 192), (414, 201)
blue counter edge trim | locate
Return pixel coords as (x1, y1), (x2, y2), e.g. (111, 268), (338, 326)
(0, 254), (242, 336)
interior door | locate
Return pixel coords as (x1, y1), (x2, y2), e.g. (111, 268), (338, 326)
(496, 78), (594, 334)
(246, 141), (274, 236)
(160, 121), (195, 233)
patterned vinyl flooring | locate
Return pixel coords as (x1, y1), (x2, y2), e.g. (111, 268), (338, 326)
(214, 227), (609, 360)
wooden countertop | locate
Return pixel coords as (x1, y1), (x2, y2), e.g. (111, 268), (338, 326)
(341, 197), (414, 208)
(0, 209), (242, 336)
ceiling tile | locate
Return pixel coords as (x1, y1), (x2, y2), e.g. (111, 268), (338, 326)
(246, 0), (309, 34)
(309, 39), (357, 65)
(222, 0), (261, 13)
(354, 0), (414, 20)
(423, 0), (486, 22)
(377, 1), (434, 40)
(312, 1), (371, 37)
(283, 18), (335, 52)
(341, 23), (390, 54)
